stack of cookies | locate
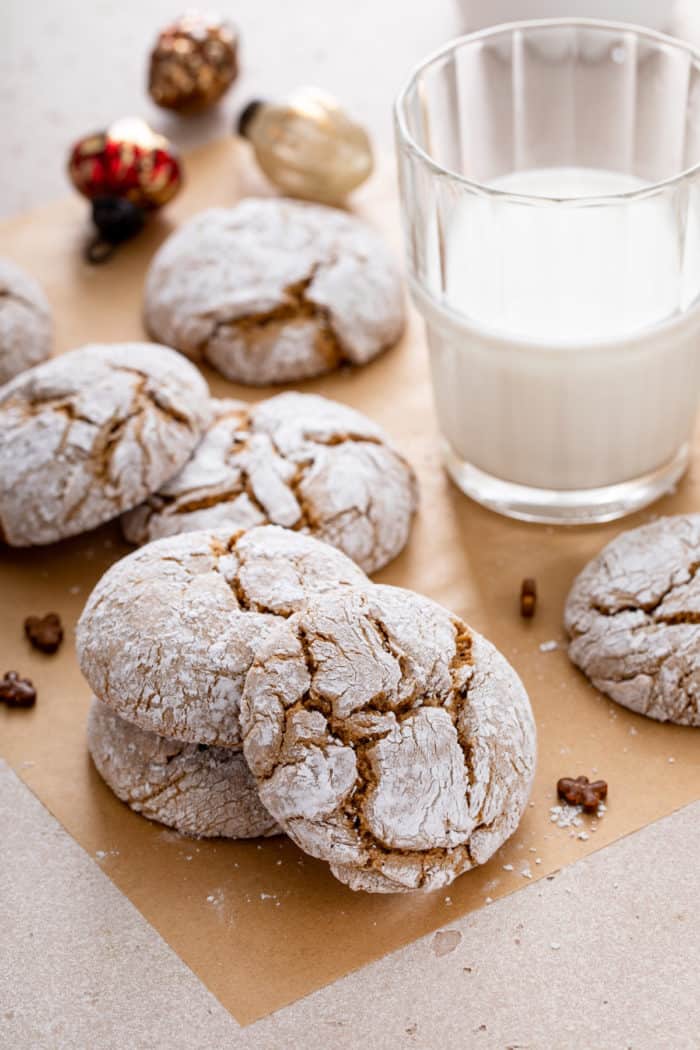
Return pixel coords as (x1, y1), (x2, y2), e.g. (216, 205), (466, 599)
(78, 524), (537, 894)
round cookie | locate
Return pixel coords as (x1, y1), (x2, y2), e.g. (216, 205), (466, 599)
(88, 699), (278, 839)
(0, 342), (210, 546)
(241, 585), (536, 893)
(122, 392), (418, 574)
(143, 198), (405, 385)
(77, 524), (369, 747)
(565, 514), (700, 726)
(0, 258), (52, 386)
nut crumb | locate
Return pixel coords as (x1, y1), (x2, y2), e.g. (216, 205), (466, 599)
(0, 671), (36, 708)
(520, 578), (537, 619)
(24, 612), (64, 654)
(557, 775), (607, 812)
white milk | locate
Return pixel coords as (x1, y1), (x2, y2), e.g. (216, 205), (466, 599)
(426, 166), (700, 492)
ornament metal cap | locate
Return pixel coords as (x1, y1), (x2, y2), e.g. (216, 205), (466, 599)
(237, 99), (265, 138)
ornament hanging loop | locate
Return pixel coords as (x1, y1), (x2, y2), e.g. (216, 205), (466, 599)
(84, 237), (117, 265)
(83, 196), (146, 266)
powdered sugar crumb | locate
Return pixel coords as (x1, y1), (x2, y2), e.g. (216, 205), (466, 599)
(550, 803), (583, 828)
(94, 849), (119, 862)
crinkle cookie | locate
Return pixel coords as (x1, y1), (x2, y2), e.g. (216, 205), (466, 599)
(0, 258), (52, 386)
(0, 343), (210, 546)
(143, 198), (405, 385)
(88, 699), (278, 838)
(77, 525), (368, 747)
(241, 585), (536, 893)
(122, 392), (418, 574)
(565, 514), (700, 726)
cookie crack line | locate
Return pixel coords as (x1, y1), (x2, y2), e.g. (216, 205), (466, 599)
(4, 393), (95, 426)
(112, 366), (197, 429)
(208, 530), (300, 618)
(62, 377), (168, 523)
(584, 560), (700, 626)
(256, 613), (483, 884)
(655, 610), (700, 625)
(196, 265), (346, 370)
(0, 287), (43, 312)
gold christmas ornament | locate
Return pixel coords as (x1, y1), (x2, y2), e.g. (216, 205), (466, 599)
(148, 11), (239, 113)
(237, 87), (374, 205)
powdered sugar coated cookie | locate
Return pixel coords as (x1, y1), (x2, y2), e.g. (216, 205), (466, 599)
(144, 198), (405, 385)
(88, 698), (279, 839)
(0, 257), (52, 385)
(122, 392), (418, 573)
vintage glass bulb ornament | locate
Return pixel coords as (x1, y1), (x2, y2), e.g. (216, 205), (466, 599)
(68, 117), (182, 263)
(148, 11), (239, 113)
(237, 88), (374, 205)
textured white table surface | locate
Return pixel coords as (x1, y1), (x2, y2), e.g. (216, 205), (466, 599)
(1, 0), (457, 217)
(2, 3), (700, 1048)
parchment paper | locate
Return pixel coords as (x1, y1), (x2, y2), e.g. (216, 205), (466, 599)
(1, 140), (698, 1025)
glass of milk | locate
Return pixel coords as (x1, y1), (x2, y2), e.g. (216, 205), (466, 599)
(395, 19), (700, 523)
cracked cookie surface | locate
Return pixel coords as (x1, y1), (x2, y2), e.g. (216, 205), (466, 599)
(0, 342), (210, 546)
(241, 585), (536, 893)
(77, 524), (369, 747)
(122, 392), (418, 573)
(565, 515), (700, 725)
(143, 198), (405, 385)
(88, 698), (279, 838)
(0, 258), (52, 385)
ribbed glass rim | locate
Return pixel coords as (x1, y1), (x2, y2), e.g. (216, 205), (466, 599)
(394, 17), (700, 206)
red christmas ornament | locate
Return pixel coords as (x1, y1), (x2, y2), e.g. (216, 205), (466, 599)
(68, 117), (183, 263)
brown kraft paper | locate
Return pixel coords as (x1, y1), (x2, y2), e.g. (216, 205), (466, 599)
(1, 139), (699, 1025)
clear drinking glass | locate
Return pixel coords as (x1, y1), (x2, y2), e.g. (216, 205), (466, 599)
(395, 19), (700, 523)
